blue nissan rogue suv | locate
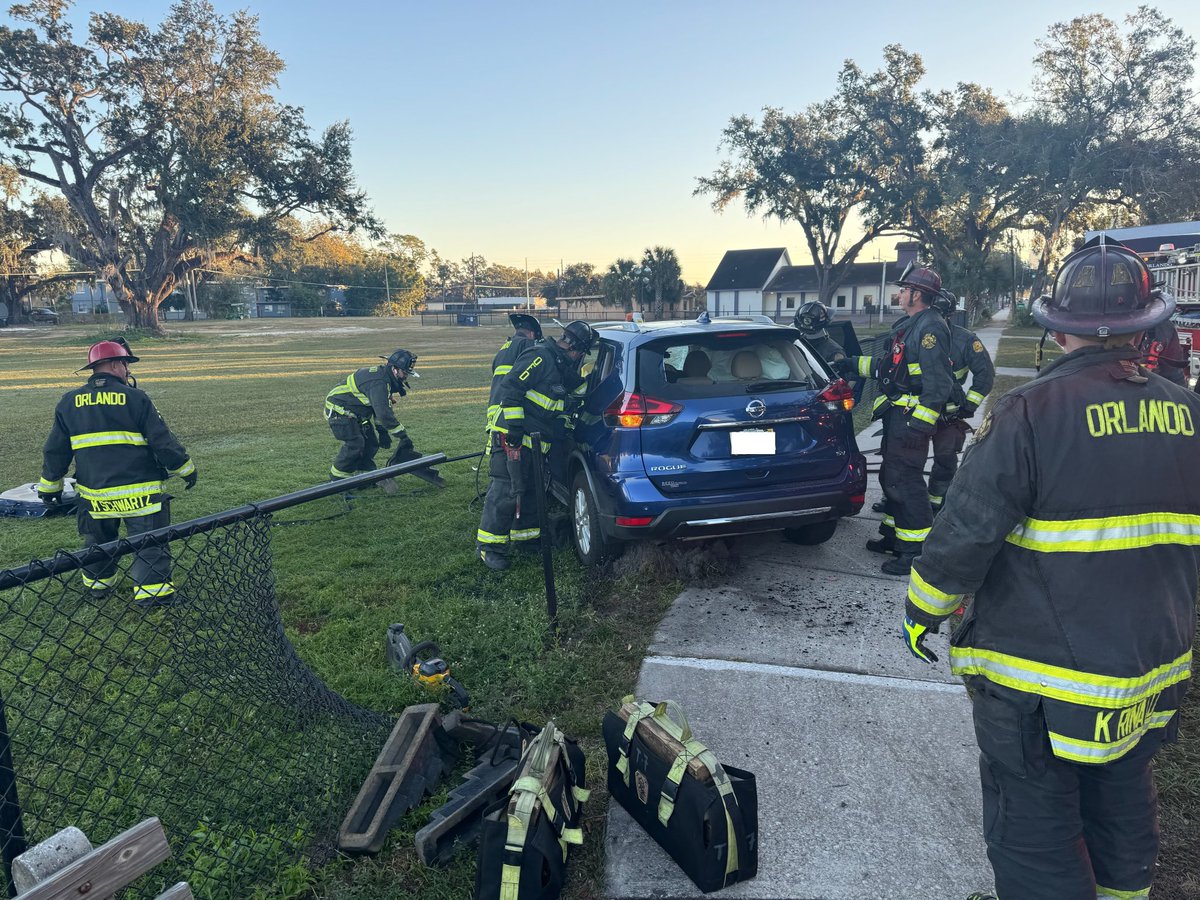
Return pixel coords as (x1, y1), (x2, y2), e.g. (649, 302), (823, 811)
(549, 314), (868, 565)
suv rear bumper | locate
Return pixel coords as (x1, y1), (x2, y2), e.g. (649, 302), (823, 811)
(608, 488), (862, 541)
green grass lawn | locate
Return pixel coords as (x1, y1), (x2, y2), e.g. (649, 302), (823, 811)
(991, 335), (1061, 370)
(0, 318), (680, 899)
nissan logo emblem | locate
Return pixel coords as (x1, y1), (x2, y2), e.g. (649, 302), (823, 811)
(746, 399), (766, 418)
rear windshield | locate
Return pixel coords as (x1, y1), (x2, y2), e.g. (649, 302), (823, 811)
(637, 331), (826, 399)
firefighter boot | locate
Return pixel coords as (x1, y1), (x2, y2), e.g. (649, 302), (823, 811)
(866, 535), (897, 555)
(881, 553), (916, 576)
(479, 549), (510, 571)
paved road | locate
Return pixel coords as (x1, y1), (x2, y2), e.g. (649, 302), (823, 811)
(604, 320), (1009, 900)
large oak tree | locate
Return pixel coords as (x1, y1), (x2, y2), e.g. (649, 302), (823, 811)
(0, 0), (378, 331)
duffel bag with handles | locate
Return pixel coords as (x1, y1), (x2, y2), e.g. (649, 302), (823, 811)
(603, 696), (757, 893)
(475, 720), (589, 900)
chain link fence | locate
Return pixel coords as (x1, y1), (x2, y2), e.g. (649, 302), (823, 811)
(0, 461), (443, 898)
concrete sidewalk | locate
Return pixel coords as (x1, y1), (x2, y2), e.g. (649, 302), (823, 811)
(603, 320), (1010, 899)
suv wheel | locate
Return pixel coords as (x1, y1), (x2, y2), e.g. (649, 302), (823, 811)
(571, 471), (611, 566)
(783, 520), (838, 546)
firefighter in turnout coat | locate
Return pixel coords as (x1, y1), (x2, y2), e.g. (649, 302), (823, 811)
(476, 321), (596, 570)
(837, 263), (954, 574)
(38, 341), (196, 607)
(487, 313), (543, 431)
(902, 238), (1199, 900)
(793, 300), (846, 364)
(325, 350), (417, 485)
(928, 291), (995, 512)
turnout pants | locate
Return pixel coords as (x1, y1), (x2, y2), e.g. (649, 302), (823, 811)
(928, 418), (969, 510)
(328, 414), (378, 479)
(476, 436), (545, 552)
(878, 407), (933, 554)
(971, 680), (1166, 900)
(78, 504), (174, 602)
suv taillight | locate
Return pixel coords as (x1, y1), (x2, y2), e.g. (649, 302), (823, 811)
(817, 378), (854, 411)
(603, 391), (683, 427)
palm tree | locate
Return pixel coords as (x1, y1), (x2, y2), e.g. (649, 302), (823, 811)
(603, 258), (638, 310)
(642, 246), (683, 317)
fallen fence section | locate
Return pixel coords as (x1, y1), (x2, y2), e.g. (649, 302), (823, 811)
(0, 454), (448, 898)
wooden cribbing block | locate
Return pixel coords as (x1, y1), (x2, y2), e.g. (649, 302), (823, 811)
(617, 701), (714, 784)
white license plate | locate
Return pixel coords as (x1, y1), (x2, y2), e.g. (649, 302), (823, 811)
(730, 429), (775, 455)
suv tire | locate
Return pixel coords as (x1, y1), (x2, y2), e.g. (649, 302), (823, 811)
(571, 471), (612, 566)
(783, 520), (838, 546)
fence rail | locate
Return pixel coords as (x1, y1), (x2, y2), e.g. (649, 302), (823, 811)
(0, 454), (447, 898)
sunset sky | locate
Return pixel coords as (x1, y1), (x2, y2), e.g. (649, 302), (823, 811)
(50, 0), (1200, 283)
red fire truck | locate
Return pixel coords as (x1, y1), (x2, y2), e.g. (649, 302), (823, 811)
(1146, 245), (1200, 381)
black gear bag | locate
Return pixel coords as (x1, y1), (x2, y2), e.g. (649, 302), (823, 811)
(474, 721), (588, 900)
(603, 697), (758, 893)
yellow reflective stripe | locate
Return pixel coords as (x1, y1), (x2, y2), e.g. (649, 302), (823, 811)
(966, 389), (985, 406)
(324, 399), (354, 417)
(1096, 883), (1152, 899)
(907, 362), (922, 375)
(1006, 512), (1200, 553)
(510, 528), (540, 541)
(39, 477), (63, 491)
(895, 526), (930, 544)
(88, 502), (160, 519)
(950, 646), (1192, 708)
(345, 372), (370, 406)
(477, 530), (509, 544)
(502, 406), (525, 419)
(882, 514), (895, 527)
(524, 389), (564, 411)
(872, 394), (890, 412)
(75, 480), (162, 501)
(499, 864), (521, 900)
(387, 424), (406, 435)
(81, 574), (117, 590)
(70, 431), (148, 450)
(169, 459), (195, 477)
(945, 403), (960, 413)
(133, 582), (175, 599)
(857, 356), (874, 377)
(330, 466), (354, 478)
(911, 405), (939, 425)
(907, 566), (964, 617)
(928, 494), (944, 507)
(954, 366), (969, 380)
(1049, 710), (1175, 764)
(493, 364), (513, 377)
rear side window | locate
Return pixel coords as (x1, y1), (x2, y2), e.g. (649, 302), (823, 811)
(637, 331), (823, 399)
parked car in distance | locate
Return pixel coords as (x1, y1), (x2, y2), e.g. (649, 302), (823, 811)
(549, 314), (868, 566)
(29, 307), (60, 324)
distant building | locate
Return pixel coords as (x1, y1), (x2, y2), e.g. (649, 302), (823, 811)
(706, 242), (921, 318)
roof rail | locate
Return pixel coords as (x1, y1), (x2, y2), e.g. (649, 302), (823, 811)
(593, 321), (640, 332)
(711, 314), (778, 325)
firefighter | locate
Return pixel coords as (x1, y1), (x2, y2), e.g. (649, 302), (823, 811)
(325, 349), (417, 491)
(1139, 318), (1188, 386)
(902, 237), (1198, 900)
(927, 291), (995, 512)
(476, 321), (596, 570)
(836, 263), (954, 575)
(487, 313), (543, 431)
(38, 340), (196, 607)
(792, 300), (846, 364)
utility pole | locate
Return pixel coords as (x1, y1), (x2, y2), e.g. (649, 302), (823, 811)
(384, 264), (391, 305)
(878, 256), (887, 327)
(1009, 232), (1018, 310)
(525, 257), (530, 310)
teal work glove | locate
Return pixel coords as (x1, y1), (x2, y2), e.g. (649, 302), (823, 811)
(902, 615), (938, 664)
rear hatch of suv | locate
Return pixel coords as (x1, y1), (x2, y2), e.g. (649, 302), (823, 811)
(628, 327), (853, 495)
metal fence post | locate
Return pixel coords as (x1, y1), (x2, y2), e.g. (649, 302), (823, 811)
(529, 433), (558, 634)
(0, 692), (27, 897)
